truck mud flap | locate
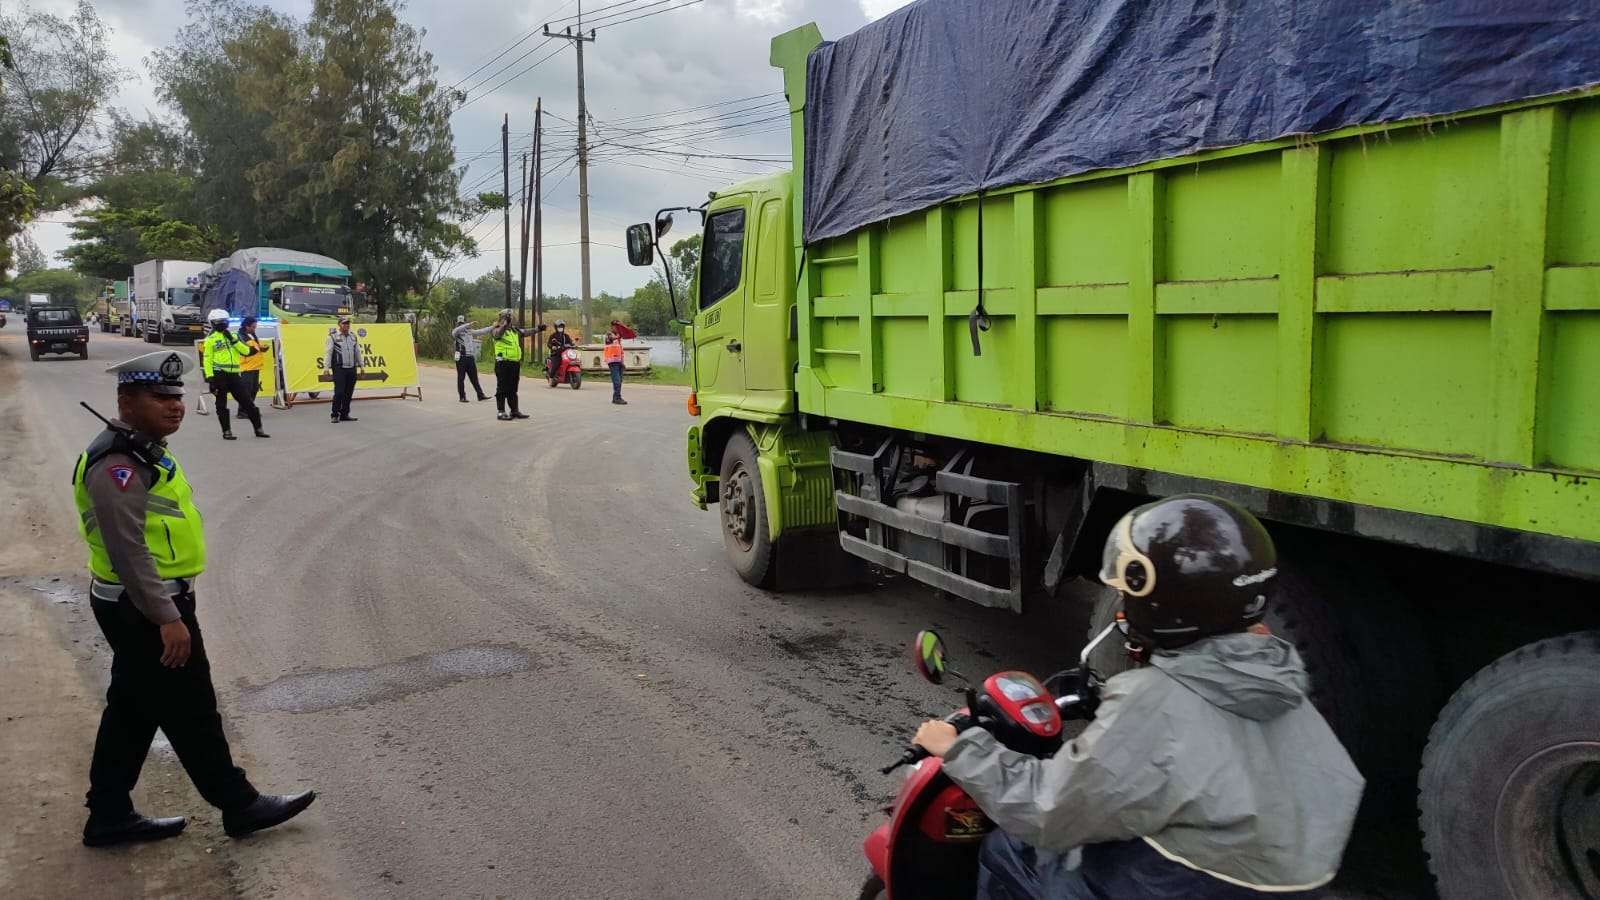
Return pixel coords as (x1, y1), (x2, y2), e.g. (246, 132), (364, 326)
(831, 443), (1023, 612)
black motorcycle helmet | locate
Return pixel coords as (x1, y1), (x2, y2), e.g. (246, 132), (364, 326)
(1098, 494), (1277, 650)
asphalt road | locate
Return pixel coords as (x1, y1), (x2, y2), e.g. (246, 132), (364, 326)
(1, 328), (1108, 899)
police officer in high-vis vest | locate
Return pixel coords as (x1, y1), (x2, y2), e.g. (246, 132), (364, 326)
(200, 309), (268, 440)
(74, 351), (313, 848)
(490, 308), (534, 421)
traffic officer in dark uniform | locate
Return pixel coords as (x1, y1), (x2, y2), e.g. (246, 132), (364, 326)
(73, 350), (314, 847)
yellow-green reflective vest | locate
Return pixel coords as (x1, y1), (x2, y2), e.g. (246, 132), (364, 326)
(72, 434), (206, 582)
(493, 327), (523, 362)
(202, 329), (243, 376)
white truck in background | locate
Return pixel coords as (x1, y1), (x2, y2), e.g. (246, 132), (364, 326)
(132, 259), (210, 345)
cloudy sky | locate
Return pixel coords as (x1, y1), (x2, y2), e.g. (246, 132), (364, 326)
(26, 0), (916, 298)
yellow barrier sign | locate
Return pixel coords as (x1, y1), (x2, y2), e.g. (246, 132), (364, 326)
(278, 323), (419, 395)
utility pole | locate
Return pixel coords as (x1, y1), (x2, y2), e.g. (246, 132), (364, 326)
(518, 150), (529, 331)
(533, 99), (544, 351)
(501, 114), (512, 316)
(543, 5), (595, 338)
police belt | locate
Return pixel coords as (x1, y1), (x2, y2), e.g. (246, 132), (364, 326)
(90, 577), (192, 602)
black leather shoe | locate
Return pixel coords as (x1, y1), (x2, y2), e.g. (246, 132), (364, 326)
(224, 791), (316, 838)
(459, 397), (468, 403)
(222, 431), (237, 440)
(83, 811), (187, 847)
(339, 416), (358, 422)
(511, 412), (529, 419)
(254, 430), (271, 438)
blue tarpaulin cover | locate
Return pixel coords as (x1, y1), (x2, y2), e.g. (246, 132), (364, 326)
(802, 0), (1600, 244)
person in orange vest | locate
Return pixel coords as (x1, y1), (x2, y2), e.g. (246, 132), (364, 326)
(605, 320), (635, 406)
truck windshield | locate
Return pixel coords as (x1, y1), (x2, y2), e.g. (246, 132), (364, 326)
(169, 288), (200, 308)
(279, 285), (350, 316)
(32, 308), (81, 325)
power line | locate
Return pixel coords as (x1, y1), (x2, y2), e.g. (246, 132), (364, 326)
(592, 0), (704, 30)
(455, 42), (569, 112)
(446, 0), (577, 88)
(457, 36), (558, 101)
(543, 0), (649, 26)
(600, 91), (782, 125)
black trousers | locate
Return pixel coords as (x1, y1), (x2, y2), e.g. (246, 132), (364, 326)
(330, 366), (357, 418)
(211, 372), (261, 433)
(457, 356), (486, 400)
(240, 369), (261, 400)
(494, 359), (521, 414)
(86, 591), (257, 816)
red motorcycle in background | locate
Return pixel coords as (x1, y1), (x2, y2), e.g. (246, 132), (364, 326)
(548, 346), (583, 389)
(859, 622), (1122, 899)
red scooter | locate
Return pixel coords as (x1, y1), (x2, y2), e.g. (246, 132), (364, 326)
(859, 622), (1122, 899)
(548, 346), (583, 389)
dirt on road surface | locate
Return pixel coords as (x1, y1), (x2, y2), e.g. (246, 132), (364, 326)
(0, 329), (1421, 899)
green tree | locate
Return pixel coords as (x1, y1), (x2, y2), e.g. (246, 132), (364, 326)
(60, 120), (225, 279)
(668, 234), (701, 298)
(14, 267), (94, 307)
(151, 3), (301, 246)
(415, 277), (473, 359)
(256, 0), (474, 321)
(0, 1), (125, 202)
(628, 277), (676, 335)
(470, 267), (520, 310)
(10, 231), (45, 274)
(0, 27), (35, 279)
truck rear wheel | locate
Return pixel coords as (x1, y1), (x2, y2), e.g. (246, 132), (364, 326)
(719, 431), (777, 588)
(1419, 631), (1600, 900)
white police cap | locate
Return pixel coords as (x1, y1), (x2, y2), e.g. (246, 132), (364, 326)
(107, 350), (197, 395)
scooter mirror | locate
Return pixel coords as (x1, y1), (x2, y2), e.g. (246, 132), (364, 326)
(912, 630), (947, 685)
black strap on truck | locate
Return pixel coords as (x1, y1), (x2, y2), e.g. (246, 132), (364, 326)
(968, 190), (989, 356)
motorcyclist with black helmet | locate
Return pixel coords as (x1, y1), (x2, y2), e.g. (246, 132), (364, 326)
(912, 494), (1364, 899)
(545, 319), (575, 381)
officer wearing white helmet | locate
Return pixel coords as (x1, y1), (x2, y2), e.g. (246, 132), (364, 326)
(489, 308), (537, 420)
(72, 351), (313, 848)
(200, 309), (268, 440)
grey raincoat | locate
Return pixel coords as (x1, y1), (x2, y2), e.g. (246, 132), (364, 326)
(942, 633), (1364, 893)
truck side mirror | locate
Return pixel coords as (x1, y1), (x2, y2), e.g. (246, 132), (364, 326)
(626, 223), (655, 266)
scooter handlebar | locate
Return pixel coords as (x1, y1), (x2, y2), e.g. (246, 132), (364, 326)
(881, 712), (975, 774)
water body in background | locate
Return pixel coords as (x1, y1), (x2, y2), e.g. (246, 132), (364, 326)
(638, 335), (686, 368)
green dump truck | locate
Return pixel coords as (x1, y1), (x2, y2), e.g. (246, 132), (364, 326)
(627, 8), (1600, 896)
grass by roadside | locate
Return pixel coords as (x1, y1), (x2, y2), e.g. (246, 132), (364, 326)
(416, 352), (693, 387)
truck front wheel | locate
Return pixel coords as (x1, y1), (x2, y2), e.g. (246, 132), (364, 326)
(1419, 631), (1600, 900)
(719, 432), (777, 588)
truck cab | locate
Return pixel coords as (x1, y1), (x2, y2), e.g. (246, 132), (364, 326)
(689, 175), (799, 425)
(269, 281), (353, 319)
(637, 174), (803, 517)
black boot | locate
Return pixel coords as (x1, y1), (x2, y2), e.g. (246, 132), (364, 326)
(224, 791), (316, 838)
(218, 408), (235, 440)
(83, 811), (187, 847)
(249, 410), (270, 438)
(509, 398), (529, 419)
